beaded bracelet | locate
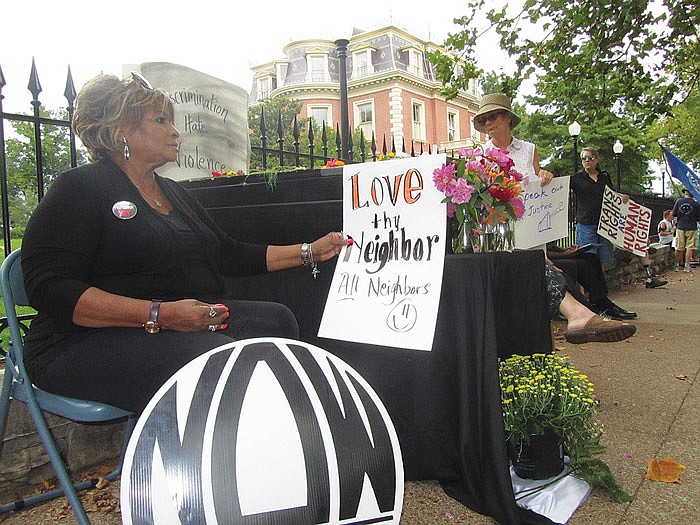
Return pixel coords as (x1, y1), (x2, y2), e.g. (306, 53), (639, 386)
(301, 242), (320, 279)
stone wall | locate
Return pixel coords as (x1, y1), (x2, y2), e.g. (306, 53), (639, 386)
(0, 381), (126, 498)
(604, 244), (675, 291)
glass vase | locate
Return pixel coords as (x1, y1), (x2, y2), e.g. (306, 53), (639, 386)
(468, 219), (515, 253)
(451, 215), (516, 254)
(451, 219), (470, 254)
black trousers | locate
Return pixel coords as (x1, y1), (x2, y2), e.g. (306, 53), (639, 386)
(552, 252), (609, 305)
(27, 300), (299, 413)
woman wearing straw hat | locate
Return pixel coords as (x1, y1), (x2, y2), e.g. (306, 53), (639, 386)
(473, 93), (554, 187)
(472, 93), (636, 344)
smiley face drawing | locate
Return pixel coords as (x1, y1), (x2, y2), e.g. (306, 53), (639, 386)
(387, 299), (418, 332)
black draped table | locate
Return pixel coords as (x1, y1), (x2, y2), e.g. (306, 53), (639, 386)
(228, 250), (551, 525)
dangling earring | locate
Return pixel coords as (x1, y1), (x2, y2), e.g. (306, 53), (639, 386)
(122, 137), (130, 161)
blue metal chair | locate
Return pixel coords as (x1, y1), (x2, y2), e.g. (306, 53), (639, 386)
(0, 249), (136, 524)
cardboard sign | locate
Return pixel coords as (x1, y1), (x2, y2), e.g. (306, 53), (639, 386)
(121, 338), (404, 525)
(514, 176), (570, 249)
(318, 155), (447, 351)
(132, 62), (249, 181)
(597, 186), (652, 256)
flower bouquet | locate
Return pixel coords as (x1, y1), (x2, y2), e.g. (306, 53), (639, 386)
(322, 158), (345, 168)
(499, 353), (631, 501)
(211, 169), (245, 178)
(433, 145), (526, 252)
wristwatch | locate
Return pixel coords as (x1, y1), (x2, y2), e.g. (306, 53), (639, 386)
(144, 300), (162, 334)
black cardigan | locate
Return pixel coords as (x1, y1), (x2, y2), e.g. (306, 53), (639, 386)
(21, 160), (267, 345)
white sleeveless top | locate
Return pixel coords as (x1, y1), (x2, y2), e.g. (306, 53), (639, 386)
(486, 136), (546, 252)
(485, 137), (538, 181)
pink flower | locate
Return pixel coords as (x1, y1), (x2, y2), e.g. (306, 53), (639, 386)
(508, 168), (526, 182)
(486, 148), (515, 172)
(466, 159), (488, 178)
(446, 201), (456, 218)
(447, 177), (475, 205)
(510, 197), (525, 219)
(457, 147), (483, 158)
(433, 163), (457, 192)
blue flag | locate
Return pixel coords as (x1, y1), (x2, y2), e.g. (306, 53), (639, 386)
(661, 147), (700, 201)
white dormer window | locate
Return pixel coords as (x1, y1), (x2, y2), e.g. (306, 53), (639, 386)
(408, 49), (423, 77)
(352, 48), (373, 78)
(306, 53), (329, 82)
(257, 77), (271, 102)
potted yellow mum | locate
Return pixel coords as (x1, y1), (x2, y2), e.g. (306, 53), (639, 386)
(499, 353), (631, 502)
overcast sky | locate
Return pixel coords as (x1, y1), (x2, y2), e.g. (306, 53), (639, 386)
(0, 0), (507, 113)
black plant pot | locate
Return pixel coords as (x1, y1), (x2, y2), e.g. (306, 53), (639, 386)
(509, 430), (565, 480)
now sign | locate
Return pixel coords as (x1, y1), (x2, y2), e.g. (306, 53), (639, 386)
(121, 338), (404, 525)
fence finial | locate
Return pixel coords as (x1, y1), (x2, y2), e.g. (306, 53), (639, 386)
(64, 66), (77, 106)
(28, 58), (43, 103)
(0, 64), (6, 90)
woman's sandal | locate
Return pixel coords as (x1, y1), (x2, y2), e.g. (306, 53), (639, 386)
(565, 315), (637, 344)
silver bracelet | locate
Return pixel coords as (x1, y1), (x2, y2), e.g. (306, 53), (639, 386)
(301, 242), (320, 279)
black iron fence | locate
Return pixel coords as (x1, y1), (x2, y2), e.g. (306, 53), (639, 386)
(0, 63), (676, 262)
(250, 106), (439, 171)
(0, 61), (79, 258)
(1, 62), (448, 260)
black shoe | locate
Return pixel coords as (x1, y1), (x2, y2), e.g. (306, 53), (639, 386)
(606, 300), (637, 320)
(612, 307), (638, 320)
(595, 298), (637, 320)
(646, 277), (667, 288)
(598, 307), (637, 321)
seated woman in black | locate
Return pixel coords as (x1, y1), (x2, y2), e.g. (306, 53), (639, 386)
(21, 73), (348, 413)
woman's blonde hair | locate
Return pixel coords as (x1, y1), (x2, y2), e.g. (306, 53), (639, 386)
(73, 73), (173, 162)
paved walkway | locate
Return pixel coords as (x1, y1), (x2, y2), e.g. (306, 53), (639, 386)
(2, 268), (698, 524)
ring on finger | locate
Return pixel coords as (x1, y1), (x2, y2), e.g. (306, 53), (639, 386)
(208, 324), (219, 332)
(209, 306), (217, 318)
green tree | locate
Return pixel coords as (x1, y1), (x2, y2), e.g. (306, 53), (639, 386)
(646, 91), (700, 167)
(477, 74), (652, 191)
(519, 108), (652, 191)
(3, 108), (86, 238)
(432, 0), (697, 124)
(429, 0), (698, 193)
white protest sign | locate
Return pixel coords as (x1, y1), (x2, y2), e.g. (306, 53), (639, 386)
(597, 186), (652, 256)
(318, 155), (447, 351)
(514, 176), (570, 249)
(132, 62), (249, 181)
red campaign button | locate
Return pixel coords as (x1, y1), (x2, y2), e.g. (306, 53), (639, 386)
(112, 201), (138, 220)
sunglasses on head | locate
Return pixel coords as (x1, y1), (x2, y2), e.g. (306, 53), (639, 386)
(130, 71), (153, 90)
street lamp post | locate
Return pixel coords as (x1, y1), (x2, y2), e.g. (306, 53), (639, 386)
(660, 164), (666, 197)
(613, 140), (624, 191)
(334, 38), (351, 160)
(568, 121), (581, 176)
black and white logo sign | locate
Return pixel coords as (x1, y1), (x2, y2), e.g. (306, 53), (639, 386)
(121, 338), (403, 524)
